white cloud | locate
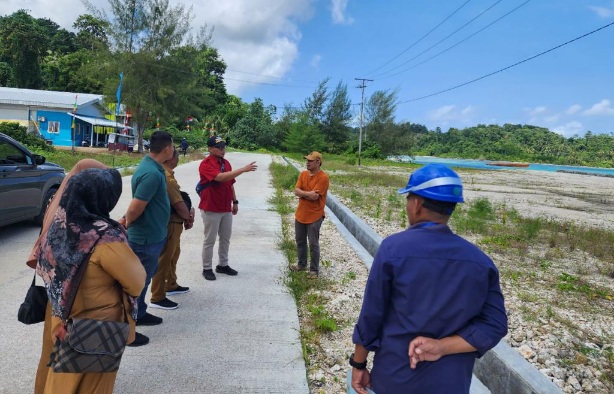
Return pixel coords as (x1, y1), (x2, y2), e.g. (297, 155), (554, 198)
(552, 121), (584, 137)
(0, 1), (91, 29)
(310, 54), (322, 68)
(582, 99), (614, 116)
(330, 0), (354, 24)
(588, 6), (614, 18)
(192, 0), (313, 93)
(461, 105), (474, 116)
(428, 105), (475, 124)
(0, 0), (315, 96)
(566, 104), (582, 115)
(429, 105), (456, 119)
(545, 115), (560, 123)
(525, 106), (547, 116)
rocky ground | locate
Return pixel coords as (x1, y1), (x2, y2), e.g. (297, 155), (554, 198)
(281, 161), (614, 394)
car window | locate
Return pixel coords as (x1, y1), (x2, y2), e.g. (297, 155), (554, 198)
(0, 140), (30, 165)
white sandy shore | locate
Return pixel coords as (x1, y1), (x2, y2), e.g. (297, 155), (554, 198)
(461, 168), (614, 231)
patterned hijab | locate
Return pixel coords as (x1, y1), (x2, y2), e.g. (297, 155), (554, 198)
(26, 159), (109, 269)
(37, 168), (128, 321)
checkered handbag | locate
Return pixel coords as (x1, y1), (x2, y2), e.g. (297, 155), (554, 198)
(50, 318), (129, 373)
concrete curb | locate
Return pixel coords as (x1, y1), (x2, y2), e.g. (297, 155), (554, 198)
(282, 157), (562, 394)
(474, 342), (564, 394)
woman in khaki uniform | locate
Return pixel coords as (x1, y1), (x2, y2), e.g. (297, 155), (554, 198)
(27, 159), (109, 394)
(36, 168), (145, 393)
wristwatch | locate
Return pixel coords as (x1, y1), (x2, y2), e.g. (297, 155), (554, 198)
(233, 200), (239, 204)
(349, 353), (367, 370)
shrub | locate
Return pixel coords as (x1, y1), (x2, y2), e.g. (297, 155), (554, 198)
(0, 122), (54, 152)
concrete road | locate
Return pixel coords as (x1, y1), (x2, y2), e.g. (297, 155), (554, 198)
(0, 152), (308, 393)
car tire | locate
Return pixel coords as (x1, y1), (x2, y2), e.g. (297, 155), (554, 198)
(35, 187), (57, 225)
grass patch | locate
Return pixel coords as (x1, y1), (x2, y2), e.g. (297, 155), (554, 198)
(557, 272), (613, 300)
(31, 147), (143, 170)
(269, 159), (340, 377)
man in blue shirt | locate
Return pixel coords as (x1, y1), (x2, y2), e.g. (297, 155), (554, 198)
(122, 131), (174, 347)
(350, 164), (508, 394)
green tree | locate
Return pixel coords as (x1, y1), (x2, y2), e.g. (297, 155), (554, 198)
(322, 80), (352, 153)
(365, 89), (398, 155)
(84, 0), (199, 150)
(229, 98), (277, 150)
(42, 49), (106, 93)
(219, 95), (249, 132)
(36, 18), (77, 55)
(273, 104), (300, 150)
(0, 10), (46, 88)
(0, 62), (14, 86)
(283, 112), (325, 153)
(73, 14), (110, 51)
(181, 44), (227, 122)
(302, 78), (329, 126)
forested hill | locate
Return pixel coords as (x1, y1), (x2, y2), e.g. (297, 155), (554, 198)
(410, 124), (614, 168)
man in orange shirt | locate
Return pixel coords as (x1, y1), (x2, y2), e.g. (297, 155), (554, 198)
(291, 151), (329, 278)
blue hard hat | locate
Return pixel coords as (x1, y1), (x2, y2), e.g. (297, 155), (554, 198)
(398, 164), (464, 203)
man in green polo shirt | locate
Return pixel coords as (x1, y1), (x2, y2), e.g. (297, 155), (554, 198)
(123, 130), (174, 346)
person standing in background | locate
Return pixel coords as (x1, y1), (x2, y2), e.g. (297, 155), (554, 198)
(290, 151), (329, 278)
(122, 130), (174, 346)
(150, 147), (195, 310)
(180, 138), (188, 157)
(198, 135), (257, 281)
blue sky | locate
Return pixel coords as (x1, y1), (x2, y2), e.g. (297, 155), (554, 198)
(2, 0), (613, 136)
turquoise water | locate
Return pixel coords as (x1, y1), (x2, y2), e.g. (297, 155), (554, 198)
(393, 156), (614, 176)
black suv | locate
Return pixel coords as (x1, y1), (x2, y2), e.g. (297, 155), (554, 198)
(0, 132), (65, 227)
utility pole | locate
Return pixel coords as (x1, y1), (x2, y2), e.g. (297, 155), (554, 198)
(355, 78), (373, 166)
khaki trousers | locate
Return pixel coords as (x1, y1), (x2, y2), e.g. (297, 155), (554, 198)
(151, 221), (183, 302)
(201, 210), (233, 270)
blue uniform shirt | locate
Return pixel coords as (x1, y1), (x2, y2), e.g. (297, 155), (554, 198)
(353, 222), (507, 394)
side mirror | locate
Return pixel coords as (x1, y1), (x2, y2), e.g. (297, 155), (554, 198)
(33, 155), (46, 165)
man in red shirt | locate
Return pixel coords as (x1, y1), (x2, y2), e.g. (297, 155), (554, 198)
(290, 151), (329, 278)
(198, 136), (257, 281)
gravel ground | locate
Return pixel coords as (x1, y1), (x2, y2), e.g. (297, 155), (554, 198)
(281, 159), (613, 394)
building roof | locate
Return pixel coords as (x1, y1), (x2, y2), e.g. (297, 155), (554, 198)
(0, 87), (102, 109)
(69, 113), (131, 129)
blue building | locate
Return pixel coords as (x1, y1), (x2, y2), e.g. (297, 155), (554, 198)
(0, 87), (130, 148)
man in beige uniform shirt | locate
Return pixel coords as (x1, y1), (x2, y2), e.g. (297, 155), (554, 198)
(150, 148), (195, 309)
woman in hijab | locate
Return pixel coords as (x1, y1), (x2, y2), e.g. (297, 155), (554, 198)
(36, 167), (145, 393)
(27, 159), (109, 394)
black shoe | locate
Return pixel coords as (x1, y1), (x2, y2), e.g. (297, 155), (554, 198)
(166, 285), (190, 295)
(150, 297), (178, 310)
(216, 265), (238, 276)
(127, 332), (149, 347)
(136, 312), (163, 326)
(289, 265), (306, 272)
(202, 269), (216, 281)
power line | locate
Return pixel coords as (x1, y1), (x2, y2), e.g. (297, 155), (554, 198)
(119, 57), (317, 89)
(378, 0), (533, 80)
(398, 21), (614, 104)
(373, 0), (505, 79)
(363, 0), (473, 77)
